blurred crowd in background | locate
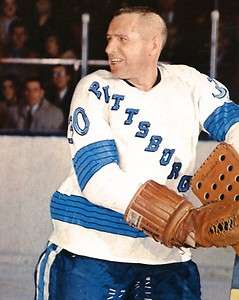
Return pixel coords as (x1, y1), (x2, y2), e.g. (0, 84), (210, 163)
(0, 0), (239, 135)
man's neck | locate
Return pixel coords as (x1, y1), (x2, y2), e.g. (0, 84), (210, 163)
(124, 68), (160, 91)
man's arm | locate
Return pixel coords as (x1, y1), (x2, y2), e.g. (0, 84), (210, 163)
(67, 74), (142, 213)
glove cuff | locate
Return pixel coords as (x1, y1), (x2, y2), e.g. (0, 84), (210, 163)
(124, 180), (194, 247)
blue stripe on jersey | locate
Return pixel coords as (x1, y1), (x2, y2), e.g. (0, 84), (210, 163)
(204, 102), (239, 141)
(73, 139), (119, 190)
(51, 192), (146, 238)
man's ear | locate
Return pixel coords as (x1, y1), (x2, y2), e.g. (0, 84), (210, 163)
(151, 35), (162, 56)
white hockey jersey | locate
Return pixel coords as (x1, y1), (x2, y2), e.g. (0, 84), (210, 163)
(49, 63), (239, 265)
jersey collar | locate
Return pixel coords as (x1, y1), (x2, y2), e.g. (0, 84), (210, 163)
(123, 68), (161, 89)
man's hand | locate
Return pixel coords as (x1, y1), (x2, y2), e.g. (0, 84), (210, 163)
(125, 180), (239, 252)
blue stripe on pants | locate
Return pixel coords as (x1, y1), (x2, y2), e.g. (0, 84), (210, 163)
(35, 243), (62, 300)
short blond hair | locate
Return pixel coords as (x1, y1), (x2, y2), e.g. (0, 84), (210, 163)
(113, 6), (168, 49)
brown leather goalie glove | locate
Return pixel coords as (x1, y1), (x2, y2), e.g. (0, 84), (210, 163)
(191, 143), (239, 205)
(191, 142), (239, 254)
(124, 180), (194, 247)
(184, 200), (239, 251)
(124, 180), (239, 250)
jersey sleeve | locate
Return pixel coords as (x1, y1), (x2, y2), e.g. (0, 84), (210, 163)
(195, 71), (239, 141)
(67, 75), (141, 214)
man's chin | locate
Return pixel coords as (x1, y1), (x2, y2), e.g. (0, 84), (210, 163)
(110, 67), (126, 79)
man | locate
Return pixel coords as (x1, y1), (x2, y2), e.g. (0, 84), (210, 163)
(0, 0), (18, 48)
(6, 19), (30, 57)
(17, 77), (63, 133)
(3, 19), (38, 80)
(0, 75), (19, 129)
(47, 64), (74, 131)
(35, 6), (239, 300)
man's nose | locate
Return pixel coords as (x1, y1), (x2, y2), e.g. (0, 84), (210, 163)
(105, 39), (116, 55)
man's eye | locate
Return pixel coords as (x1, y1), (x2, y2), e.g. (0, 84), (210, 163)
(119, 37), (127, 42)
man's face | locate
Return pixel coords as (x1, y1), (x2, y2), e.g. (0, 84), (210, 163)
(52, 66), (70, 90)
(106, 13), (152, 80)
(24, 81), (44, 106)
(12, 26), (27, 49)
(36, 0), (51, 15)
(2, 79), (16, 102)
(3, 0), (16, 18)
(45, 36), (59, 57)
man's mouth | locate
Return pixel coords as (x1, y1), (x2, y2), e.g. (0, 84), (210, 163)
(109, 58), (123, 65)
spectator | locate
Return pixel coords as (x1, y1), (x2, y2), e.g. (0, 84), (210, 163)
(43, 32), (76, 58)
(47, 64), (74, 130)
(43, 33), (61, 58)
(5, 19), (31, 57)
(3, 19), (38, 81)
(29, 0), (59, 55)
(65, 17), (82, 58)
(0, 74), (20, 129)
(0, 0), (18, 50)
(17, 77), (64, 133)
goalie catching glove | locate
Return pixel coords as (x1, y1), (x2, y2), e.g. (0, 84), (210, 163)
(124, 180), (239, 251)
